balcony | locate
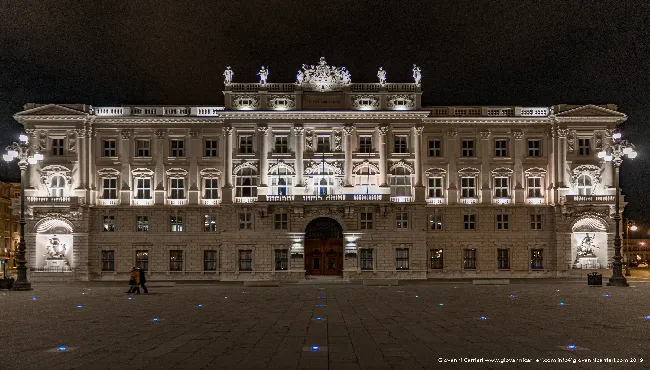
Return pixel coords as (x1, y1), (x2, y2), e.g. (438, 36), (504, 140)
(133, 198), (154, 206)
(98, 199), (120, 206)
(526, 197), (544, 205)
(565, 195), (615, 204)
(235, 197), (258, 204)
(390, 196), (413, 203)
(459, 197), (479, 205)
(266, 195), (295, 202)
(26, 196), (80, 206)
(493, 198), (512, 205)
(426, 197), (445, 205)
(167, 199), (188, 206)
(259, 194), (389, 202)
(303, 194), (345, 201)
(202, 199), (222, 205)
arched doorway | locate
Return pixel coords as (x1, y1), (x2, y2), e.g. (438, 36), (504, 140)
(304, 217), (343, 276)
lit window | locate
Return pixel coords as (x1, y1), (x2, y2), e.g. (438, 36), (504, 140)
(390, 167), (412, 197)
(103, 216), (115, 232)
(531, 249), (544, 269)
(169, 250), (183, 271)
(463, 248), (477, 269)
(313, 167), (335, 196)
(396, 248), (409, 270)
(170, 215), (183, 232)
(137, 216), (148, 232)
(135, 250), (149, 271)
(50, 175), (65, 197)
(204, 215), (217, 232)
(577, 175), (592, 195)
(355, 166), (377, 194)
(275, 249), (288, 271)
(429, 214), (443, 231)
(270, 167), (293, 196)
(430, 249), (443, 269)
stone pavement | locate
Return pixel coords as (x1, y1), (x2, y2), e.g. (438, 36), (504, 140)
(1, 279), (649, 370)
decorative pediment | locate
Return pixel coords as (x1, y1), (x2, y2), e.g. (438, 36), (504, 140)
(458, 167), (480, 176)
(268, 160), (295, 174)
(231, 95), (260, 110)
(40, 165), (72, 185)
(296, 57), (352, 92)
(351, 95), (380, 109)
(571, 165), (601, 186)
(386, 94), (415, 109)
(555, 104), (626, 117)
(97, 168), (120, 179)
(16, 104), (87, 117)
(233, 161), (259, 175)
(570, 214), (609, 232)
(425, 167), (447, 176)
(389, 160), (414, 174)
(131, 168), (154, 179)
(267, 95), (296, 110)
(166, 168), (188, 179)
(524, 167), (547, 177)
(199, 168), (222, 178)
(353, 160), (379, 174)
(491, 167), (514, 176)
(34, 216), (75, 234)
(304, 161), (343, 175)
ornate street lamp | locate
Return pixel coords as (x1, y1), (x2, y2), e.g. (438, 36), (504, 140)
(3, 134), (43, 291)
(598, 132), (637, 286)
(624, 221), (637, 276)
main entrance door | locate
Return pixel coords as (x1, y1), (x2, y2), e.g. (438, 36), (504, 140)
(304, 217), (343, 276)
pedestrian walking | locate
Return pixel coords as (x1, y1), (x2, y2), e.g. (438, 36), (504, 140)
(138, 267), (148, 294)
(126, 267), (140, 294)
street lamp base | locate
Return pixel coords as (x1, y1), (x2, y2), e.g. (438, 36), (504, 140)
(607, 276), (629, 287)
(11, 282), (33, 291)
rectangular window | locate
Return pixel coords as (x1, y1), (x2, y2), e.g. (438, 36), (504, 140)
(396, 248), (409, 270)
(274, 213), (288, 230)
(102, 178), (117, 199)
(136, 139), (150, 157)
(170, 139), (185, 157)
(531, 249), (544, 269)
(274, 249), (288, 271)
(204, 215), (217, 232)
(136, 216), (148, 232)
(316, 136), (330, 152)
(496, 214), (509, 230)
(463, 248), (477, 269)
(204, 250), (217, 271)
(578, 138), (591, 156)
(205, 139), (218, 157)
(429, 214), (443, 230)
(394, 135), (408, 153)
(497, 248), (510, 269)
(527, 177), (542, 198)
(396, 212), (408, 229)
(427, 177), (443, 198)
(527, 139), (541, 157)
(494, 139), (508, 157)
(274, 136), (288, 153)
(239, 135), (253, 154)
(239, 250), (252, 271)
(530, 214), (543, 230)
(204, 178), (219, 199)
(360, 249), (373, 270)
(101, 250), (115, 271)
(135, 250), (149, 271)
(430, 249), (443, 269)
(103, 216), (115, 232)
(428, 139), (441, 157)
(170, 178), (185, 199)
(461, 177), (476, 198)
(103, 139), (116, 157)
(135, 178), (151, 199)
(464, 214), (476, 230)
(494, 177), (509, 198)
(359, 136), (373, 153)
(169, 250), (183, 271)
(51, 138), (64, 156)
(170, 215), (183, 232)
(461, 139), (474, 157)
(360, 212), (373, 230)
(239, 213), (252, 230)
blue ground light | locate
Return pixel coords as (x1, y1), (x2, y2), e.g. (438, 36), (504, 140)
(509, 294), (515, 298)
(645, 315), (650, 320)
(605, 294), (611, 298)
(318, 296), (324, 299)
(32, 298), (36, 301)
(311, 346), (319, 351)
(439, 303), (444, 306)
(415, 295), (419, 298)
(479, 316), (487, 321)
(567, 344), (577, 350)
(198, 304), (203, 308)
(57, 346), (67, 351)
(128, 297), (132, 300)
(316, 317), (322, 320)
(560, 302), (565, 306)
(316, 304), (323, 307)
(77, 305), (82, 308)
(153, 318), (159, 323)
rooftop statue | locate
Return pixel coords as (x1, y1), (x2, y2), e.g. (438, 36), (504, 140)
(257, 66), (269, 85)
(412, 64), (421, 86)
(223, 66), (234, 85)
(296, 57), (352, 91)
(377, 67), (387, 85)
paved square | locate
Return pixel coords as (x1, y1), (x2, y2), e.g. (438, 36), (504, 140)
(1, 279), (648, 369)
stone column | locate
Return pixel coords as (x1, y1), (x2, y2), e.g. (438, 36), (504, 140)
(557, 128), (569, 188)
(603, 129), (615, 193)
(87, 126), (97, 199)
(446, 130), (458, 204)
(74, 128), (86, 189)
(25, 130), (39, 190)
(294, 126), (305, 193)
(257, 125), (269, 196)
(188, 130), (200, 205)
(479, 130), (491, 204)
(547, 128), (555, 204)
(343, 125), (354, 188)
(377, 125), (389, 188)
(413, 126), (425, 201)
(222, 126), (233, 203)
(119, 129), (133, 204)
(153, 130), (166, 204)
(513, 130), (524, 203)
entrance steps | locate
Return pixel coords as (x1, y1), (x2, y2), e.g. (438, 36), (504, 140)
(297, 276), (351, 284)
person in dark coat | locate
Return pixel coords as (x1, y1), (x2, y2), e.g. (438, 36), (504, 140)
(138, 268), (148, 294)
(126, 267), (140, 294)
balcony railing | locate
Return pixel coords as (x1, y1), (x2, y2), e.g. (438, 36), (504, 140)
(26, 196), (79, 205)
(303, 194), (345, 201)
(266, 195), (295, 202)
(353, 194), (383, 201)
(493, 198), (512, 205)
(98, 199), (119, 206)
(565, 195), (616, 204)
(426, 197), (445, 205)
(390, 196), (413, 203)
(260, 194), (389, 202)
(235, 197), (257, 204)
(167, 199), (188, 206)
(133, 198), (153, 206)
(202, 199), (222, 205)
(459, 197), (479, 205)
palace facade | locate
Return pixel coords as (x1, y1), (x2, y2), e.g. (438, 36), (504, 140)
(13, 58), (627, 281)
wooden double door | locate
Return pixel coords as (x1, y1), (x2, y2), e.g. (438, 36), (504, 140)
(304, 238), (343, 276)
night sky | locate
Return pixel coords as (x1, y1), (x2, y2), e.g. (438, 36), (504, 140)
(1, 0), (649, 227)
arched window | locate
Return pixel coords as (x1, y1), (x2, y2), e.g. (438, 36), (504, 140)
(355, 166), (378, 194)
(313, 167), (335, 195)
(235, 168), (258, 198)
(50, 176), (65, 197)
(389, 167), (412, 197)
(577, 175), (592, 195)
(270, 167), (293, 195)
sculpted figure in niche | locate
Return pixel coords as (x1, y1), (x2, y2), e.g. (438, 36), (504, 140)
(377, 67), (387, 85)
(46, 235), (67, 259)
(223, 66), (234, 85)
(257, 66), (269, 85)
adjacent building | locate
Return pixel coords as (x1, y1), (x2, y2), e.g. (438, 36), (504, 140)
(0, 182), (20, 276)
(13, 58), (627, 281)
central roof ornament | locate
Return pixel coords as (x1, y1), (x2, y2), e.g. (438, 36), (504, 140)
(296, 57), (351, 91)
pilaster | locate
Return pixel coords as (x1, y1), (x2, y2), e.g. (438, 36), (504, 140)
(343, 125), (354, 188)
(222, 126), (233, 203)
(257, 125), (270, 196)
(294, 126), (305, 195)
(413, 126), (425, 201)
(377, 125), (389, 189)
(479, 130), (491, 204)
(446, 130), (458, 204)
(513, 130), (524, 203)
(188, 130), (200, 205)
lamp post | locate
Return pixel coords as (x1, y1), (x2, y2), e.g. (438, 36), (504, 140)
(598, 132), (637, 287)
(3, 134), (43, 291)
(623, 221), (637, 276)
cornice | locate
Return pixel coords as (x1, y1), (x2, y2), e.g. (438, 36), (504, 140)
(14, 115), (90, 123)
(423, 117), (551, 125)
(93, 118), (225, 124)
(218, 111), (431, 120)
(551, 116), (627, 124)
